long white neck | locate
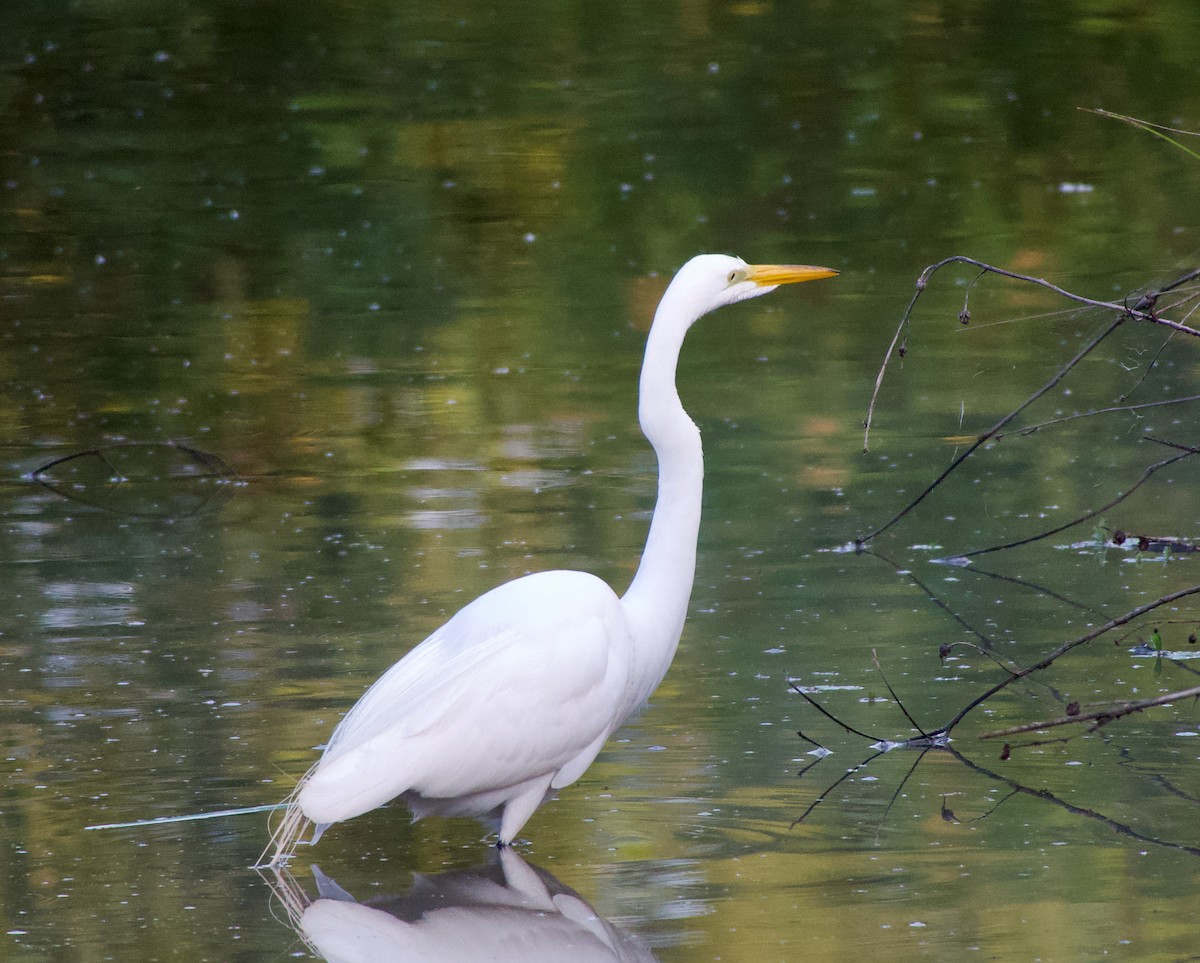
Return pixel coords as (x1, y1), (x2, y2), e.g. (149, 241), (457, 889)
(619, 284), (705, 713)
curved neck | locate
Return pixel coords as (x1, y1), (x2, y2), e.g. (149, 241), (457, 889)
(619, 290), (704, 709)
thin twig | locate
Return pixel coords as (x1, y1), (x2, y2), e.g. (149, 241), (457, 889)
(949, 449), (1193, 561)
(979, 685), (1200, 740)
(1144, 436), (1200, 456)
(875, 747), (931, 843)
(863, 303), (914, 453)
(863, 256), (1200, 453)
(859, 312), (1125, 544)
(1179, 293), (1200, 327)
(790, 746), (888, 827)
(795, 730), (829, 752)
(965, 565), (1102, 616)
(1118, 329), (1177, 401)
(864, 546), (997, 649)
(788, 681), (885, 742)
(1001, 393), (1200, 438)
(945, 743), (1200, 858)
(872, 649), (929, 738)
(931, 583), (1200, 736)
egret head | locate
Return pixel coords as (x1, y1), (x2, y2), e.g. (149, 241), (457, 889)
(666, 254), (838, 323)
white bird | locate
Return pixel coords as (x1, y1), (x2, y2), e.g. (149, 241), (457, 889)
(264, 254), (836, 866)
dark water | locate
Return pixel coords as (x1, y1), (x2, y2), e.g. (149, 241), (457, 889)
(3, 2), (1200, 960)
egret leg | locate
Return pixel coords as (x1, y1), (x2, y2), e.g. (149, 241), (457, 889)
(497, 774), (555, 845)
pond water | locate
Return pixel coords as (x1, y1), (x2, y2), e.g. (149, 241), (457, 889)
(3, 2), (1200, 960)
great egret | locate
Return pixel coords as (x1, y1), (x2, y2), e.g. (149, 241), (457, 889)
(265, 254), (836, 866)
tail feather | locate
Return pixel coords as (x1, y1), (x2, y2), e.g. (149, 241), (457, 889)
(258, 762), (320, 869)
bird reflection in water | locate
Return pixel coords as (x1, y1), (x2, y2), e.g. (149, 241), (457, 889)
(264, 847), (658, 962)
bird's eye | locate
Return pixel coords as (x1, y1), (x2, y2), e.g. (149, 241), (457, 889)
(727, 269), (743, 284)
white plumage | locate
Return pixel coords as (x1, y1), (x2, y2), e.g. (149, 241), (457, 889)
(299, 572), (632, 839)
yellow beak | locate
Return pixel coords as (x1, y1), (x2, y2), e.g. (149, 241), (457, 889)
(745, 264), (839, 286)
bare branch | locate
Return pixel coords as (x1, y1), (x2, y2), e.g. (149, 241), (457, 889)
(863, 256), (1200, 453)
(1000, 393), (1200, 438)
(980, 685), (1200, 740)
(859, 312), (1124, 544)
(947, 448), (1194, 561)
(872, 648), (930, 738)
(931, 583), (1200, 736)
(787, 681), (887, 742)
(946, 743), (1200, 858)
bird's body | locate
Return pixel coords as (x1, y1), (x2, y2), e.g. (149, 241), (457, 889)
(299, 571), (635, 842)
(265, 254), (836, 866)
